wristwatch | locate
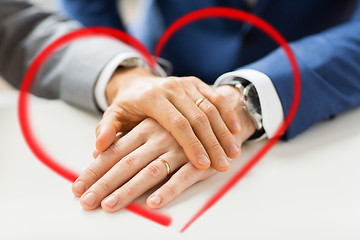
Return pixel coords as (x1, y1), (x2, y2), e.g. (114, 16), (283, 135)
(119, 56), (168, 77)
(222, 77), (265, 139)
(118, 57), (145, 68)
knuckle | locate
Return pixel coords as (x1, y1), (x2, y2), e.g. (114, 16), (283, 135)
(192, 112), (208, 125)
(144, 163), (163, 178)
(187, 138), (201, 149)
(143, 118), (157, 125)
(96, 179), (111, 191)
(157, 131), (174, 145)
(179, 76), (196, 86)
(162, 185), (176, 198)
(122, 155), (136, 168)
(162, 77), (180, 90)
(85, 167), (100, 182)
(126, 186), (135, 197)
(185, 76), (200, 83)
(141, 86), (159, 99)
(113, 108), (127, 123)
(218, 129), (231, 139)
(175, 77), (186, 83)
(208, 140), (221, 151)
(104, 106), (120, 119)
(213, 93), (226, 105)
(178, 172), (189, 184)
(203, 104), (218, 117)
(105, 142), (121, 156)
(142, 118), (158, 130)
(172, 116), (189, 130)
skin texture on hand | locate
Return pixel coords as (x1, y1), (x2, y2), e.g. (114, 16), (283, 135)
(215, 85), (257, 140)
(96, 67), (242, 172)
(72, 86), (256, 212)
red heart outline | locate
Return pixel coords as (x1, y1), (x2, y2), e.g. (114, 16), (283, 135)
(17, 7), (300, 232)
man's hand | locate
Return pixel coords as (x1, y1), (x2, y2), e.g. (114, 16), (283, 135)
(72, 86), (256, 211)
(215, 85), (256, 139)
(96, 67), (242, 172)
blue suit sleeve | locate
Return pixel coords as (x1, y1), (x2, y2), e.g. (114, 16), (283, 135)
(59, 0), (124, 30)
(244, 4), (360, 140)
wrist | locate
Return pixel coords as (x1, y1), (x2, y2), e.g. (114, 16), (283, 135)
(105, 67), (154, 105)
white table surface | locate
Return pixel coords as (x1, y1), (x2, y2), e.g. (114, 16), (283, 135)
(1, 91), (359, 239)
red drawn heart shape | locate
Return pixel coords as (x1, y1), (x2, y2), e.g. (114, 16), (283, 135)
(18, 7), (301, 232)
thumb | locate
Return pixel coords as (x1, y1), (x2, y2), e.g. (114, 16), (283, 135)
(93, 149), (101, 159)
(95, 110), (122, 152)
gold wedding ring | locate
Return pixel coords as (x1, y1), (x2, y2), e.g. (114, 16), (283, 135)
(195, 97), (206, 107)
(160, 158), (171, 176)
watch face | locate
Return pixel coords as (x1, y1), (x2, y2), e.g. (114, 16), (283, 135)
(247, 86), (261, 115)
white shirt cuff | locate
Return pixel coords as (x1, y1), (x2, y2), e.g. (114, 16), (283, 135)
(94, 52), (167, 111)
(214, 69), (284, 139)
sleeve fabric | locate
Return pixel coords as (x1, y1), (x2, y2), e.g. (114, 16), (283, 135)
(241, 4), (360, 139)
(0, 0), (139, 112)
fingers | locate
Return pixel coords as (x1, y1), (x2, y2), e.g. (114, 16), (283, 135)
(147, 162), (217, 209)
(93, 149), (101, 159)
(95, 76), (240, 175)
(95, 108), (123, 152)
(79, 140), (164, 210)
(101, 152), (187, 212)
(73, 121), (154, 197)
(145, 97), (212, 170)
(93, 133), (124, 159)
(169, 92), (231, 172)
(73, 137), (144, 198)
(195, 79), (242, 134)
(184, 83), (241, 160)
(197, 98), (241, 159)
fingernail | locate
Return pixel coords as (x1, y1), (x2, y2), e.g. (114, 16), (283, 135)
(149, 195), (162, 206)
(103, 195), (118, 208)
(232, 121), (241, 132)
(228, 144), (240, 154)
(82, 192), (96, 206)
(218, 156), (230, 168)
(73, 181), (86, 195)
(198, 154), (210, 166)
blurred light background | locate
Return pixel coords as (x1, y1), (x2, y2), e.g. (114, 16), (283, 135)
(0, 0), (139, 91)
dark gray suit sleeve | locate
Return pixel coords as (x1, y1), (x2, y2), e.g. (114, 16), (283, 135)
(0, 0), (137, 112)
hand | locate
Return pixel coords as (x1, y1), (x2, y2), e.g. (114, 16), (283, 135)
(72, 86), (256, 211)
(96, 67), (242, 172)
